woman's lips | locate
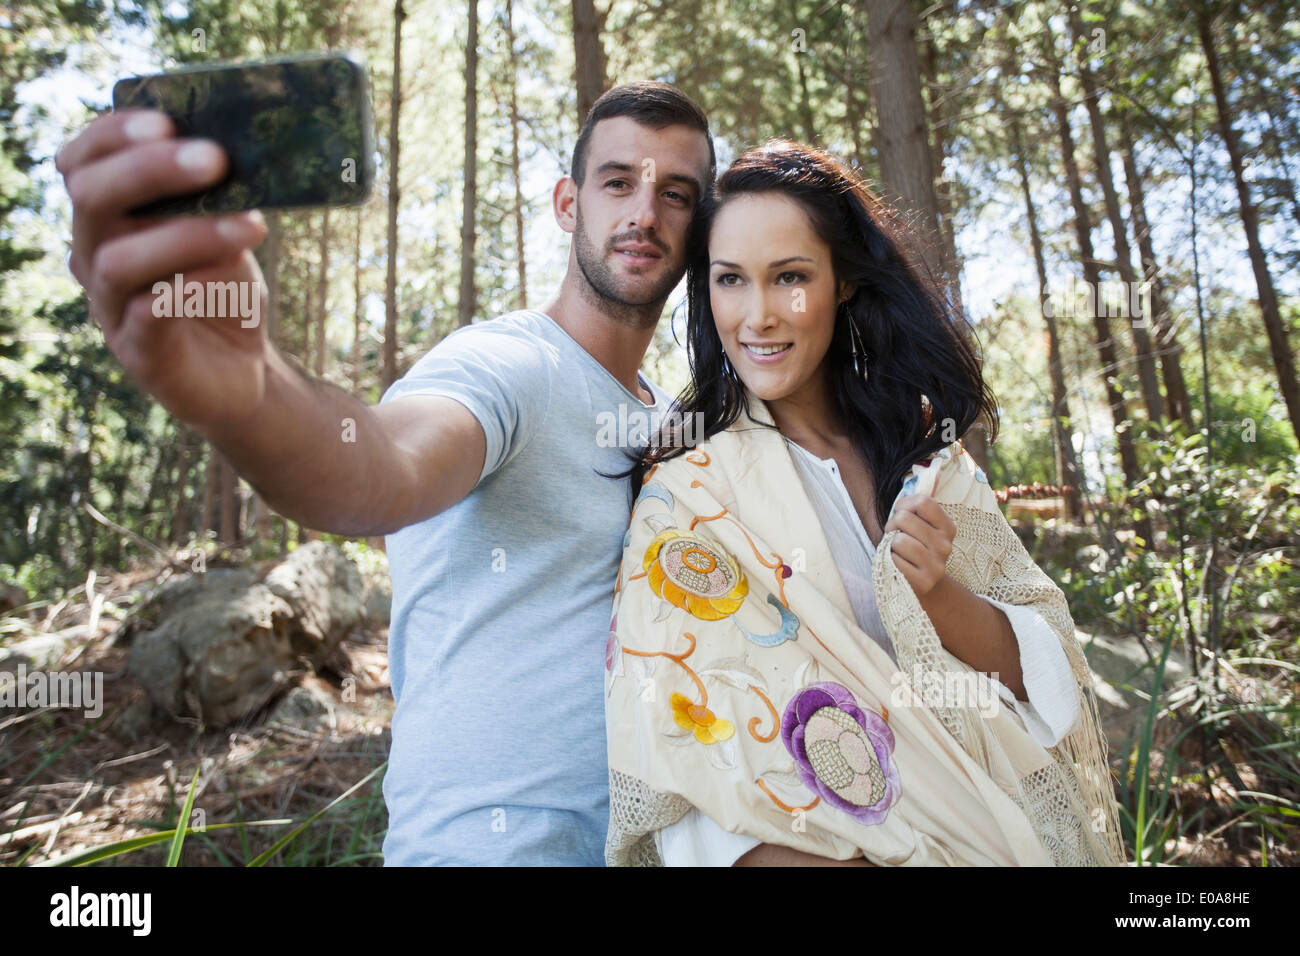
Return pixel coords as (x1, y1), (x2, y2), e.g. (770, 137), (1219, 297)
(742, 343), (793, 365)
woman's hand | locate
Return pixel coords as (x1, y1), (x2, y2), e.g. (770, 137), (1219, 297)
(883, 493), (956, 597)
(885, 492), (1028, 699)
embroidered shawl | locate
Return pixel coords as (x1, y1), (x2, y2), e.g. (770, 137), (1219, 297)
(604, 391), (1126, 866)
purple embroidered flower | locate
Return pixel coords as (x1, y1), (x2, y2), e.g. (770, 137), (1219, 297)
(782, 682), (900, 825)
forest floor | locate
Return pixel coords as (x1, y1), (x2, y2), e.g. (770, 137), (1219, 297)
(1, 557), (392, 866)
(0, 554), (1294, 867)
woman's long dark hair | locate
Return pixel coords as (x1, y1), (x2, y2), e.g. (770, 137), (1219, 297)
(616, 138), (998, 532)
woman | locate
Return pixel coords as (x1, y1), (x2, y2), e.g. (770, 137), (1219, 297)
(603, 140), (1125, 867)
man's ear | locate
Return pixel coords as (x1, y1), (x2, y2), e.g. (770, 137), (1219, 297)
(553, 176), (578, 234)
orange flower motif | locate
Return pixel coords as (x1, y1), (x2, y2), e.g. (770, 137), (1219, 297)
(671, 693), (735, 745)
(643, 529), (748, 620)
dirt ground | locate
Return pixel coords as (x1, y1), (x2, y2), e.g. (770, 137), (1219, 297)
(1, 559), (393, 866)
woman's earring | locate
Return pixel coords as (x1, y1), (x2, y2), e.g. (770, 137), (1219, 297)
(842, 302), (870, 375)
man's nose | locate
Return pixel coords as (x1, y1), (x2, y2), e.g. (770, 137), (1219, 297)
(626, 182), (659, 234)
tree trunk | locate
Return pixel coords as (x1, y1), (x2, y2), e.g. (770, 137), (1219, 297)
(572, 0), (607, 126)
(1198, 7), (1300, 446)
(1068, 5), (1164, 425)
(383, 0), (405, 389)
(1010, 109), (1084, 522)
(863, 0), (941, 258)
(169, 433), (194, 545)
(353, 207), (364, 393)
(218, 453), (238, 546)
(863, 0), (987, 470)
(315, 208), (331, 377)
(922, 30), (964, 318)
(1045, 48), (1152, 545)
(506, 0), (527, 310)
(201, 442), (217, 537)
(458, 0), (479, 328)
(1116, 109), (1192, 427)
(142, 440), (173, 541)
(262, 211), (282, 346)
(791, 0), (816, 142)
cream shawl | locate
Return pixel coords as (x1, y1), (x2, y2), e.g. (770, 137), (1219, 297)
(604, 391), (1126, 866)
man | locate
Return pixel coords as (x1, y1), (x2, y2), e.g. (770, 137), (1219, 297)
(57, 79), (715, 864)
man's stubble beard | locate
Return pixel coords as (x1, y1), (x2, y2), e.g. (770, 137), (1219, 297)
(574, 209), (682, 331)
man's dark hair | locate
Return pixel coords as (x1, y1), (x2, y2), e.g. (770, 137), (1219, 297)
(570, 81), (716, 192)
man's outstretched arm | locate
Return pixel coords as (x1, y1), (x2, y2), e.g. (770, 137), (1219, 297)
(58, 108), (484, 537)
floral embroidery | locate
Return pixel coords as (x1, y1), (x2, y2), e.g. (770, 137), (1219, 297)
(671, 692), (735, 745)
(644, 528), (748, 621)
(606, 613), (619, 671)
(782, 682), (900, 825)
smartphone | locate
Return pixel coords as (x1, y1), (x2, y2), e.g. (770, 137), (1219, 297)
(113, 52), (376, 216)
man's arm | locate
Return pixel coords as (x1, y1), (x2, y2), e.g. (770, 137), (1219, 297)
(57, 108), (485, 537)
(204, 345), (485, 536)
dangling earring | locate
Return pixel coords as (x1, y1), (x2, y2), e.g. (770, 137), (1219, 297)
(842, 302), (870, 376)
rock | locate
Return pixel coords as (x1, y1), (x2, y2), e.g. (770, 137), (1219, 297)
(268, 683), (336, 734)
(126, 543), (364, 727)
(264, 541), (365, 662)
(1081, 630), (1191, 747)
(363, 581), (391, 625)
(117, 695), (160, 742)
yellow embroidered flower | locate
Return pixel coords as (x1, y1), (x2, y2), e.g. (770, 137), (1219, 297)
(644, 529), (748, 620)
(670, 693), (735, 745)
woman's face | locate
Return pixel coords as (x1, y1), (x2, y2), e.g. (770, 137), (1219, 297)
(708, 192), (848, 404)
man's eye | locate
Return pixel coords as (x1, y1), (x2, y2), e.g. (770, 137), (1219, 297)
(607, 179), (628, 189)
(665, 190), (689, 204)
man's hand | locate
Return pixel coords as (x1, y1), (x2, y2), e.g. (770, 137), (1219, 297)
(883, 493), (956, 597)
(57, 108), (270, 434)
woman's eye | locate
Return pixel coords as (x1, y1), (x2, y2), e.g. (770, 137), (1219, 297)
(714, 273), (741, 287)
(777, 271), (807, 284)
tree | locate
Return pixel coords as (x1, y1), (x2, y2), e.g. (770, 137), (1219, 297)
(863, 0), (989, 469)
(383, 0), (405, 388)
(459, 0), (480, 328)
(1067, 3), (1164, 424)
(1197, 3), (1300, 447)
(572, 0), (608, 126)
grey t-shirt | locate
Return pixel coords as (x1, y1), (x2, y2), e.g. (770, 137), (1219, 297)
(378, 309), (674, 865)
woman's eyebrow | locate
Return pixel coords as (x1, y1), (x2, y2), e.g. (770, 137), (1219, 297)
(710, 256), (816, 269)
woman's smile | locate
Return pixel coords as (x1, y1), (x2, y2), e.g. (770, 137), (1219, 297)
(742, 342), (794, 364)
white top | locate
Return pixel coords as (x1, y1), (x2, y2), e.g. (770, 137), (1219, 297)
(655, 438), (1080, 866)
